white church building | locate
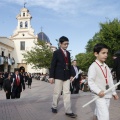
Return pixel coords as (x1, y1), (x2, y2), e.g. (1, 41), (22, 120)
(0, 7), (56, 73)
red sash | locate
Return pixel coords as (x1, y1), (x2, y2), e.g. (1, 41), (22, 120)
(95, 61), (108, 84)
(61, 48), (68, 64)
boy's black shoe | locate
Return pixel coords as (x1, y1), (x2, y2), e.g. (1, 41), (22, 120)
(51, 108), (57, 113)
(65, 113), (77, 118)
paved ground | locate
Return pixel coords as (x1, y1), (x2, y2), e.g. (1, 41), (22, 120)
(0, 79), (120, 120)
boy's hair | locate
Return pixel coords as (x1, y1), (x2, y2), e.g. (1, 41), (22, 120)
(93, 43), (108, 53)
(59, 36), (69, 43)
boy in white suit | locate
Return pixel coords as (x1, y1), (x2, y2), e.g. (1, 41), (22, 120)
(88, 43), (119, 120)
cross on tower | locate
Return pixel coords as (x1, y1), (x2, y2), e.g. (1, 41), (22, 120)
(24, 2), (27, 8)
(41, 26), (43, 32)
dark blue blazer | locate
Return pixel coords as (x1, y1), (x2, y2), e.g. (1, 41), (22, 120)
(49, 49), (71, 81)
(12, 74), (25, 92)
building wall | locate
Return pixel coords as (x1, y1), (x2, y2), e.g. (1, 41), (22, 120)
(1, 7), (56, 74)
(12, 38), (37, 72)
(0, 37), (14, 72)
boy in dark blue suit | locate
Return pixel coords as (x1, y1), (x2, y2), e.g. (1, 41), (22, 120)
(49, 36), (77, 118)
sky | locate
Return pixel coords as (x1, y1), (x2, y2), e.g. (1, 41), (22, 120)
(0, 0), (120, 59)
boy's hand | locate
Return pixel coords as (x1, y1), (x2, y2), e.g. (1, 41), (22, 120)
(98, 91), (105, 97)
(70, 77), (74, 82)
(113, 94), (119, 100)
(49, 78), (55, 84)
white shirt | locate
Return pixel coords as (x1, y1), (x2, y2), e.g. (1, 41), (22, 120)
(88, 59), (116, 98)
(16, 74), (20, 80)
(61, 48), (67, 57)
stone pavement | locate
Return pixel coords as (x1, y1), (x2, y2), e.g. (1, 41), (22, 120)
(0, 79), (120, 120)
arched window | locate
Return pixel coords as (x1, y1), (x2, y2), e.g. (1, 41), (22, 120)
(23, 13), (25, 16)
(20, 22), (23, 28)
(1, 51), (4, 57)
(8, 53), (10, 58)
(25, 21), (28, 28)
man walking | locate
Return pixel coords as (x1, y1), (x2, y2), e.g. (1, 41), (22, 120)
(70, 60), (81, 94)
(12, 70), (25, 99)
(49, 36), (77, 118)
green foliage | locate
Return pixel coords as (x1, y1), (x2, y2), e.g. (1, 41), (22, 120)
(76, 18), (120, 71)
(22, 40), (53, 69)
(99, 19), (120, 55)
(76, 52), (95, 72)
(86, 33), (100, 53)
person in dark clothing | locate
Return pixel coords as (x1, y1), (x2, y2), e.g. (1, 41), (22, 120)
(4, 72), (9, 79)
(12, 70), (25, 99)
(49, 36), (77, 118)
(3, 74), (12, 99)
(112, 56), (120, 90)
(70, 60), (81, 94)
(28, 73), (32, 89)
(0, 74), (4, 90)
(25, 73), (28, 84)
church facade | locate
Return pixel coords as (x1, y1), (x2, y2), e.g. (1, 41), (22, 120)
(0, 7), (56, 73)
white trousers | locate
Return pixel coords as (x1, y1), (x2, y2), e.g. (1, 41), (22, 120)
(52, 79), (72, 113)
(94, 98), (110, 120)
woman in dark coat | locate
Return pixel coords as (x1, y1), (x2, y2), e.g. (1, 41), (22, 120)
(0, 74), (4, 90)
(28, 73), (32, 89)
(3, 73), (12, 99)
(25, 73), (28, 84)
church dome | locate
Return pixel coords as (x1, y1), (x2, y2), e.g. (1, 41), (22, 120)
(37, 32), (50, 43)
(20, 8), (29, 12)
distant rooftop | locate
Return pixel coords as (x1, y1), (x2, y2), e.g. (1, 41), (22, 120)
(0, 37), (14, 48)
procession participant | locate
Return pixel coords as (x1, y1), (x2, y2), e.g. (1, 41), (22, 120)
(88, 43), (119, 120)
(12, 70), (25, 99)
(70, 60), (81, 94)
(49, 36), (77, 118)
(3, 73), (12, 99)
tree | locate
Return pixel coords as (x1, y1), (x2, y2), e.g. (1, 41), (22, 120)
(86, 33), (100, 53)
(22, 40), (53, 69)
(99, 19), (120, 55)
(76, 18), (120, 71)
(76, 52), (95, 72)
(86, 19), (120, 55)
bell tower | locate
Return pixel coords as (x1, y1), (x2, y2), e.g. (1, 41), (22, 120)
(9, 5), (37, 73)
(10, 5), (36, 38)
(17, 7), (32, 30)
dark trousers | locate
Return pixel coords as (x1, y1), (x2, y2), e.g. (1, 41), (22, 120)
(6, 92), (11, 99)
(70, 80), (80, 94)
(0, 83), (3, 90)
(12, 87), (21, 99)
(74, 81), (80, 94)
(70, 82), (74, 94)
(117, 76), (120, 90)
(12, 92), (21, 99)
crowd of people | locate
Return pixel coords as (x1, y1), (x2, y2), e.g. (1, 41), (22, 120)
(0, 70), (33, 99)
(1, 36), (120, 120)
(33, 73), (49, 82)
(49, 36), (119, 119)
